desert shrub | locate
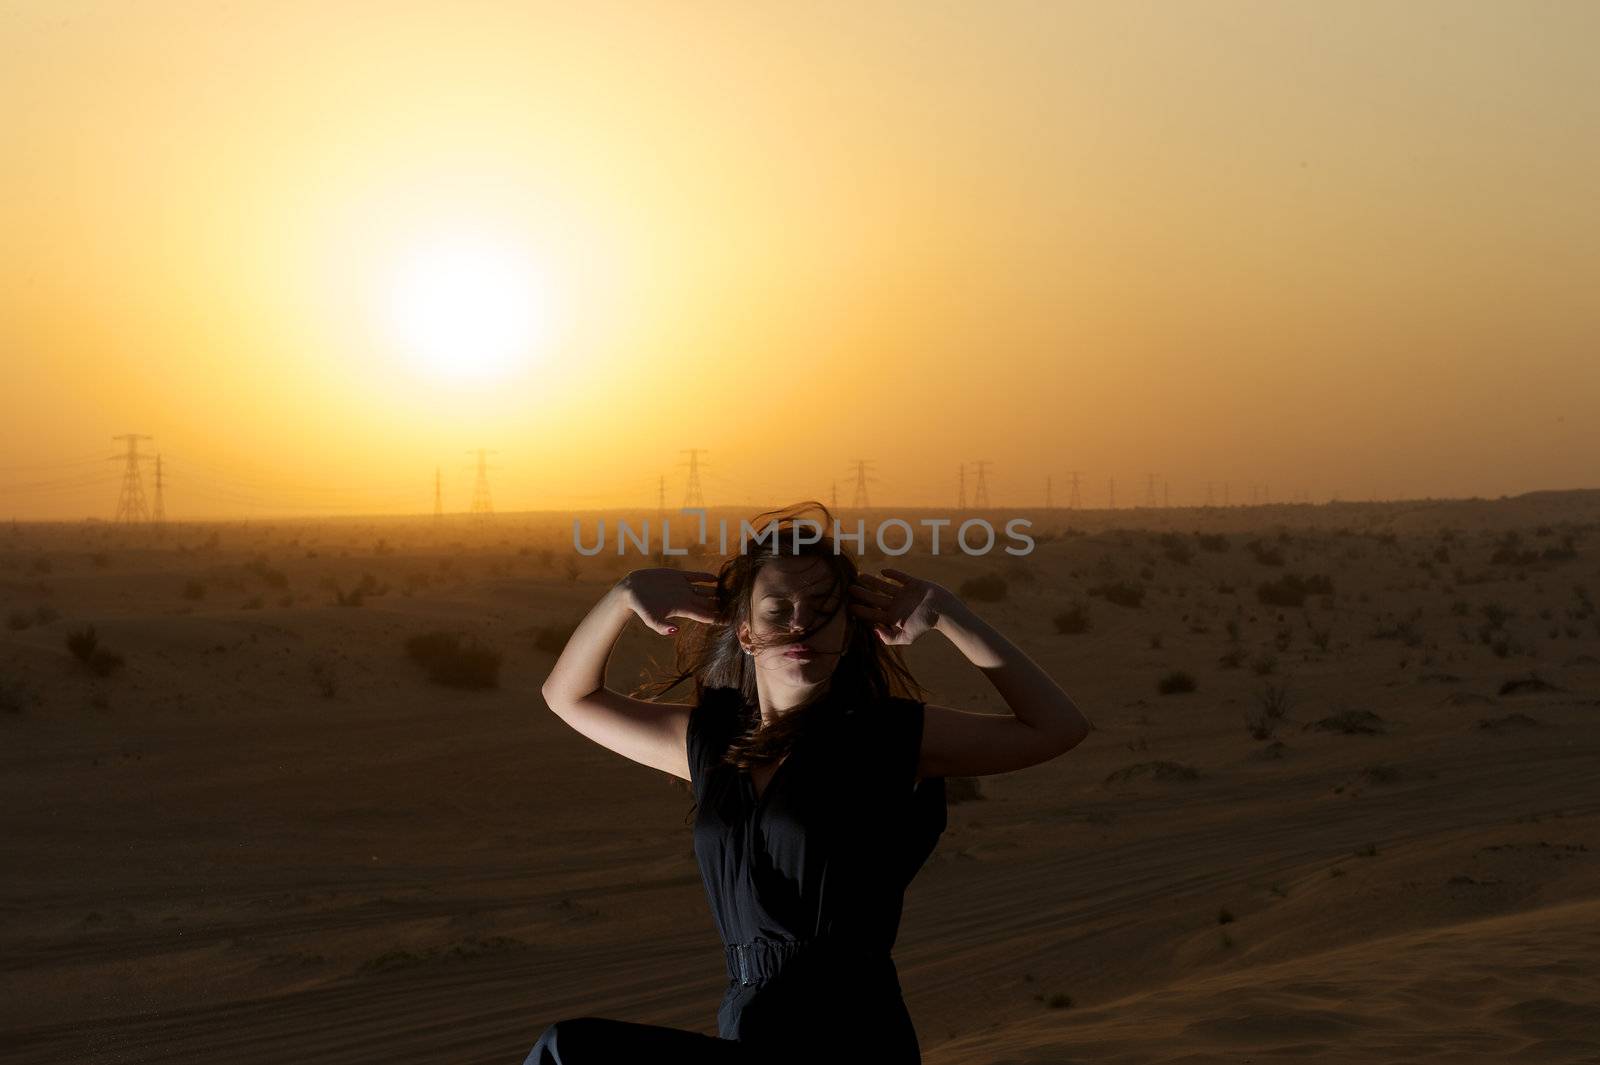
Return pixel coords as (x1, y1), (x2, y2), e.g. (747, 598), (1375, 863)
(332, 572), (389, 607)
(1257, 573), (1334, 608)
(1307, 622), (1332, 651)
(1480, 602), (1513, 629)
(1002, 559), (1037, 584)
(1158, 533), (1193, 565)
(1245, 683), (1293, 740)
(182, 579), (206, 601)
(247, 559), (289, 589)
(1372, 617), (1423, 647)
(66, 625), (98, 661)
(1052, 604), (1090, 634)
(1156, 670), (1196, 695)
(310, 657), (338, 698)
(1089, 580), (1144, 608)
(1489, 531), (1539, 566)
(1246, 539), (1284, 566)
(533, 622), (577, 655)
(404, 630), (501, 689)
(0, 677), (35, 714)
(1104, 760), (1199, 784)
(959, 573), (1008, 603)
(1306, 708), (1385, 734)
(64, 624), (123, 676)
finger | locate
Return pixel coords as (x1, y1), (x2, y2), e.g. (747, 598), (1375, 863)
(848, 582), (892, 605)
(853, 574), (899, 597)
(849, 602), (887, 622)
(881, 567), (915, 584)
(667, 606), (720, 625)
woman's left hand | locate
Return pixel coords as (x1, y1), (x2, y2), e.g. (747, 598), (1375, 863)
(849, 568), (950, 646)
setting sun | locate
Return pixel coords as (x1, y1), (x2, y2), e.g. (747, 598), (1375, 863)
(373, 231), (550, 385)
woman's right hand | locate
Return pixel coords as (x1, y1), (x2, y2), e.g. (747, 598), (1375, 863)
(619, 567), (721, 636)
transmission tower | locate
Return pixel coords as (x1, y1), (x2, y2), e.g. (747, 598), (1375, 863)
(111, 434), (152, 523)
(656, 474), (667, 561)
(151, 454), (166, 523)
(1144, 473), (1158, 508)
(1163, 479), (1170, 508)
(1108, 477), (1115, 510)
(433, 466), (443, 519)
(465, 449), (498, 518)
(971, 460), (991, 509)
(957, 464), (967, 510)
(848, 459), (876, 509)
(1067, 470), (1082, 509)
(680, 449), (708, 508)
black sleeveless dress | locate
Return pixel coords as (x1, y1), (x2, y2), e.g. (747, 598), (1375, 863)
(521, 684), (947, 1065)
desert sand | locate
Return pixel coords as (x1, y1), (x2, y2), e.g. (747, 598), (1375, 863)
(3, 493), (1598, 1064)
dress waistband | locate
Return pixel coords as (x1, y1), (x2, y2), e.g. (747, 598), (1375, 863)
(723, 934), (890, 988)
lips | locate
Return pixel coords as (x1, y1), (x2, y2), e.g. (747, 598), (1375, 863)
(783, 646), (818, 658)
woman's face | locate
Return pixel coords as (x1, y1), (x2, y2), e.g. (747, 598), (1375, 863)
(739, 555), (850, 684)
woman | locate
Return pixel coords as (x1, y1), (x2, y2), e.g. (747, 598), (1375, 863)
(525, 502), (1090, 1064)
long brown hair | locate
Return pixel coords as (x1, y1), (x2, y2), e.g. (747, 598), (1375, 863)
(632, 500), (928, 818)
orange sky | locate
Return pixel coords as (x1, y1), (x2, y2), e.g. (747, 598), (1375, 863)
(3, 0), (1597, 520)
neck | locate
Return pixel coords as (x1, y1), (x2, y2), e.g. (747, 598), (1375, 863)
(756, 676), (834, 727)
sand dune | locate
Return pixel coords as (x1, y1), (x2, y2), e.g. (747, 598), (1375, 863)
(2, 494), (1597, 1063)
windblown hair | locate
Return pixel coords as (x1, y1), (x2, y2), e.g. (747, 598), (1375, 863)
(632, 500), (927, 822)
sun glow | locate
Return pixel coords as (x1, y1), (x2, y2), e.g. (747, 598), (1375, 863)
(375, 232), (550, 384)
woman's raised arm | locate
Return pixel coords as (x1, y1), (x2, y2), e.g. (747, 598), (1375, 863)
(852, 567), (1092, 778)
(539, 569), (720, 781)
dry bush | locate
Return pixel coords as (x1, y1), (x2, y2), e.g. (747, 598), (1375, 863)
(404, 629), (502, 689)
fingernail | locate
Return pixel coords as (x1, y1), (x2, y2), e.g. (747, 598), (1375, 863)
(668, 626), (678, 633)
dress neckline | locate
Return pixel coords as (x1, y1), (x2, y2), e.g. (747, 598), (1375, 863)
(741, 748), (797, 816)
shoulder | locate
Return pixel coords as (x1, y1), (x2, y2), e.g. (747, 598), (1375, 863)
(849, 694), (925, 732)
(844, 694), (927, 779)
(690, 685), (744, 742)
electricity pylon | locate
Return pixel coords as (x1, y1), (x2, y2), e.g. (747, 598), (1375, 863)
(971, 460), (991, 508)
(466, 449), (498, 518)
(680, 449), (708, 508)
(848, 459), (876, 509)
(111, 434), (152, 523)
